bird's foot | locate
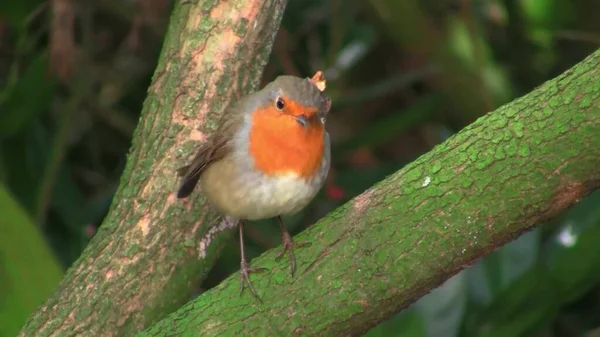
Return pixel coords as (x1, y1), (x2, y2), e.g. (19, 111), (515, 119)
(275, 230), (311, 277)
(239, 258), (267, 302)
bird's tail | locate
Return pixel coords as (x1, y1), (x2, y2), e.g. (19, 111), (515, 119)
(175, 165), (199, 199)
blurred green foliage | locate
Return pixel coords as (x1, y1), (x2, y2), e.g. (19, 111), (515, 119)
(0, 184), (62, 337)
(1, 0), (599, 336)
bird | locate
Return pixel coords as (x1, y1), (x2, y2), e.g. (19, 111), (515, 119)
(176, 72), (331, 300)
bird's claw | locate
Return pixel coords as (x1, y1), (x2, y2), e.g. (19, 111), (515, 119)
(275, 231), (311, 277)
(239, 259), (267, 302)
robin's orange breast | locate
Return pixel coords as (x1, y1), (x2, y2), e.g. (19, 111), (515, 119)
(248, 105), (325, 179)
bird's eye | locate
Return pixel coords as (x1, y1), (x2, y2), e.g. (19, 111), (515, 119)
(276, 97), (285, 110)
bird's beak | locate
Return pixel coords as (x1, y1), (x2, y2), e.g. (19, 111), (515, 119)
(295, 115), (308, 127)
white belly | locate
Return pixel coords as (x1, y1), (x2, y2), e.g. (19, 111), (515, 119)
(199, 155), (328, 221)
(234, 172), (322, 220)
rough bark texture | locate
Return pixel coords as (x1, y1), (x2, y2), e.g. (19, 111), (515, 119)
(138, 50), (600, 336)
(19, 1), (285, 336)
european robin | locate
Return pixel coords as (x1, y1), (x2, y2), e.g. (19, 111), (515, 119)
(176, 72), (331, 300)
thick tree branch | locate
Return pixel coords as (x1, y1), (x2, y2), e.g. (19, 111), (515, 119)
(19, 1), (285, 336)
(139, 49), (600, 336)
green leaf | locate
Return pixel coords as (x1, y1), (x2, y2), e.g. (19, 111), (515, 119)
(415, 272), (468, 337)
(0, 183), (63, 337)
(0, 53), (56, 137)
(521, 0), (576, 29)
(1, 121), (49, 215)
(545, 190), (600, 303)
(473, 267), (559, 337)
(50, 164), (88, 233)
(468, 229), (540, 308)
(0, 0), (42, 28)
(498, 230), (541, 289)
(0, 144), (7, 183)
(466, 261), (494, 306)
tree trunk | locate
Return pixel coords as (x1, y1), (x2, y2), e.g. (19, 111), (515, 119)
(138, 49), (600, 336)
(19, 1), (285, 336)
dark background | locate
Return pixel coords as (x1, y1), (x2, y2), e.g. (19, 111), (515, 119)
(1, 0), (600, 336)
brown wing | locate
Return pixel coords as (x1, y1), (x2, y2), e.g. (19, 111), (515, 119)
(175, 104), (246, 199)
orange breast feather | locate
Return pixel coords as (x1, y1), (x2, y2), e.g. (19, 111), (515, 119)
(249, 106), (324, 179)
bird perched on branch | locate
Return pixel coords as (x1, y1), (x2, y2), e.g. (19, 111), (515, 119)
(176, 71), (331, 300)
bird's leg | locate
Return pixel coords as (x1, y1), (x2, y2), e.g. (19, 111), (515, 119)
(275, 216), (310, 277)
(238, 221), (267, 302)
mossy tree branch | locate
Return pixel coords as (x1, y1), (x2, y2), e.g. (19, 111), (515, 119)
(139, 49), (600, 336)
(19, 1), (285, 336)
